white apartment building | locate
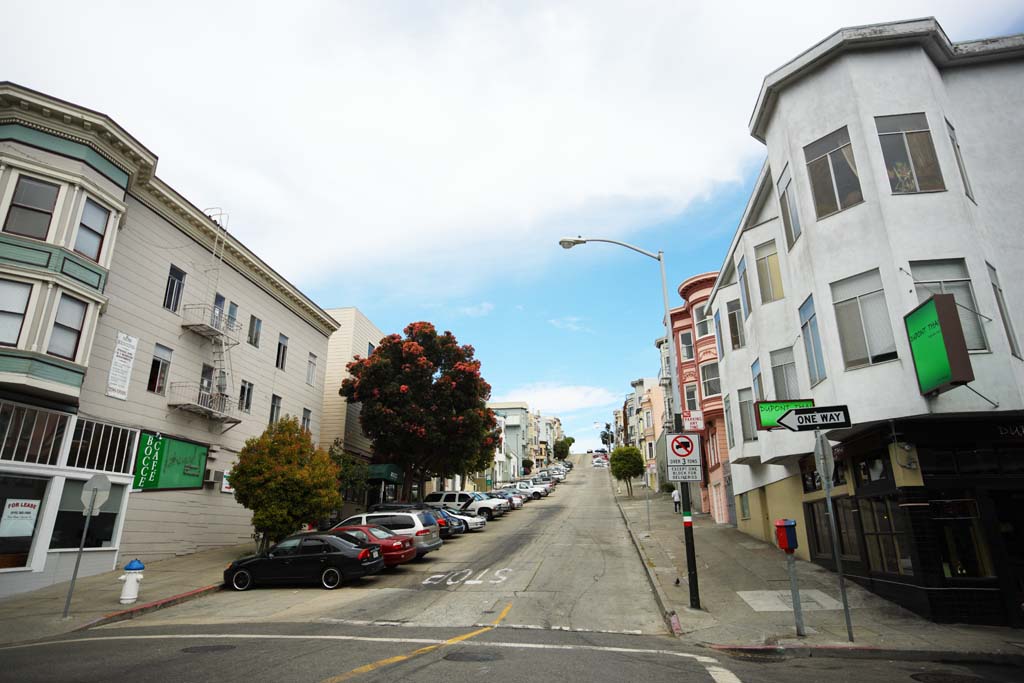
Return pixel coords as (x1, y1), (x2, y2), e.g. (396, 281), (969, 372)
(706, 19), (1024, 625)
(0, 83), (337, 596)
(487, 401), (528, 481)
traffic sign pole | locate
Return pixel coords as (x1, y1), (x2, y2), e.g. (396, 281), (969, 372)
(62, 487), (96, 619)
(680, 482), (700, 609)
(816, 430), (854, 642)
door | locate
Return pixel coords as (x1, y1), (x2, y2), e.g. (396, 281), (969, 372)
(296, 537), (331, 582)
(259, 537), (301, 582)
(212, 293), (225, 327)
(991, 492), (1024, 626)
(199, 364), (215, 408)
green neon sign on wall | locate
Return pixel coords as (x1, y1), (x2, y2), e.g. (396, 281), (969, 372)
(904, 294), (974, 396)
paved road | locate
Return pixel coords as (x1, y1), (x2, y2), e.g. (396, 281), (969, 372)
(2, 459), (1018, 682)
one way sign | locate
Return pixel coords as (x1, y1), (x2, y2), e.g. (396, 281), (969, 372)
(778, 405), (851, 432)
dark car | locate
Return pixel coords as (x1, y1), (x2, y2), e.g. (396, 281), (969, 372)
(433, 507), (467, 536)
(329, 525), (417, 567)
(224, 533), (384, 591)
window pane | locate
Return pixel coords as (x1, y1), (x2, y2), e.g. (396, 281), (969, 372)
(13, 177), (59, 210)
(910, 259), (967, 281)
(804, 127), (851, 161)
(945, 281), (987, 350)
(4, 206), (52, 239)
(860, 290), (897, 361)
(907, 131), (944, 191)
(875, 113), (928, 134)
(947, 121), (974, 200)
(55, 296), (87, 330)
(74, 228), (102, 261)
(831, 147), (863, 209)
(835, 299), (869, 368)
(50, 481), (124, 549)
(879, 134), (915, 193)
(807, 156), (838, 217)
(48, 327), (78, 358)
(81, 199), (109, 234)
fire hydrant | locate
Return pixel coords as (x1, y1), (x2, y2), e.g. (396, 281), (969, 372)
(118, 558), (145, 605)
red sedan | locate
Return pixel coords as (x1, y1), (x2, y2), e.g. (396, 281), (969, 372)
(329, 525), (417, 567)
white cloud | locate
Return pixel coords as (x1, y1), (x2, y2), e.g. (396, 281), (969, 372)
(457, 302), (495, 317)
(1, 3), (1017, 302)
(493, 382), (619, 415)
(548, 316), (593, 333)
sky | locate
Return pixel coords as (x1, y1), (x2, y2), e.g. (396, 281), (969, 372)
(4, 2), (1022, 451)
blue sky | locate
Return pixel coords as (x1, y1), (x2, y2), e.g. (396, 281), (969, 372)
(4, 2), (1022, 451)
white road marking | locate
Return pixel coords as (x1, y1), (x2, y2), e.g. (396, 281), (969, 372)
(421, 566), (512, 586)
(706, 665), (743, 683)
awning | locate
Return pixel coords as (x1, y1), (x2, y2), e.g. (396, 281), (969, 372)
(368, 464), (403, 483)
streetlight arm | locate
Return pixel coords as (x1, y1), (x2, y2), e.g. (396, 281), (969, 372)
(572, 237), (660, 261)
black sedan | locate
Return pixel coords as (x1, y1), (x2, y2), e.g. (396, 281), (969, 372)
(224, 532), (384, 591)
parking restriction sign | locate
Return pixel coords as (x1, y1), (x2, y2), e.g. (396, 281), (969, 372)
(666, 433), (702, 482)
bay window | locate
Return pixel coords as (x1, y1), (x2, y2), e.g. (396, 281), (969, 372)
(830, 269), (897, 368)
(3, 175), (59, 240)
(875, 113), (944, 194)
(804, 126), (863, 218)
(47, 294), (88, 361)
(910, 259), (987, 351)
(0, 279), (32, 346)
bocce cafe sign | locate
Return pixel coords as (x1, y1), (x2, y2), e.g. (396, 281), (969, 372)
(904, 293), (974, 396)
(132, 431), (209, 491)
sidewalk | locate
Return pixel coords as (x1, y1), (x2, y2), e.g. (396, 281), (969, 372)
(0, 543), (254, 646)
(613, 485), (1024, 661)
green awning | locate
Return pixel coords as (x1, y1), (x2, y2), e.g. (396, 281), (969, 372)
(368, 464), (403, 483)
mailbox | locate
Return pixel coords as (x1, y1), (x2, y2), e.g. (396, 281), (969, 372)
(774, 518), (798, 553)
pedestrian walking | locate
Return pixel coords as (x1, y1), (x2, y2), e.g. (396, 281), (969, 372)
(671, 487), (680, 513)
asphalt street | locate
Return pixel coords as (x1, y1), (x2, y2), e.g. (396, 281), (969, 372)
(1, 461), (1019, 682)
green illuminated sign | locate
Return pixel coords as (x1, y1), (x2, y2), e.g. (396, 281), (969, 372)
(132, 431), (208, 491)
(754, 399), (815, 430)
(904, 294), (974, 396)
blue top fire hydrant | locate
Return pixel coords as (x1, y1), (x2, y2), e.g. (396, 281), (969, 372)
(118, 559), (145, 605)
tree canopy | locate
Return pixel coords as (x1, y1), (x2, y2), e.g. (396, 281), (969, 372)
(230, 417), (341, 549)
(328, 439), (369, 503)
(340, 321), (499, 497)
(553, 436), (575, 460)
(610, 446), (645, 497)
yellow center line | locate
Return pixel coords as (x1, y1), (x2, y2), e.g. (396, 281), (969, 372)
(321, 602), (514, 683)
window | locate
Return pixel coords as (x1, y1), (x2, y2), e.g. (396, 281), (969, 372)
(49, 480), (125, 549)
(726, 300), (744, 349)
(713, 310), (724, 357)
(0, 474), (49, 568)
(238, 380), (254, 413)
(307, 353), (317, 386)
(67, 418), (136, 474)
(47, 294), (87, 360)
(751, 359), (764, 401)
(755, 240), (784, 303)
(269, 537), (300, 556)
(739, 492), (750, 520)
(738, 388), (757, 442)
(276, 334), (288, 370)
(700, 362), (720, 397)
(930, 498), (994, 579)
(300, 538), (329, 555)
(804, 126), (863, 218)
(807, 496), (858, 560)
(684, 384), (698, 411)
(0, 401), (69, 466)
(860, 496), (914, 576)
(737, 257), (752, 318)
(247, 315), (262, 347)
(777, 164), (802, 248)
(799, 295), (827, 385)
(910, 259), (987, 351)
(988, 264), (1021, 358)
(694, 305), (712, 338)
(212, 293), (225, 327)
(0, 279), (32, 346)
(875, 113), (944, 194)
(72, 198), (110, 261)
(722, 395), (734, 448)
(269, 394), (282, 424)
(163, 266), (185, 313)
(199, 364), (215, 396)
(301, 408), (312, 432)
(800, 455), (846, 493)
(367, 342), (376, 356)
(946, 120), (973, 201)
(227, 302), (238, 328)
(679, 331), (694, 360)
(770, 347), (799, 400)
(147, 344), (172, 394)
(830, 269), (897, 368)
(3, 175), (59, 240)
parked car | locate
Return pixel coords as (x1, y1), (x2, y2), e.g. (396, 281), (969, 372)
(562, 461), (574, 470)
(442, 506), (487, 531)
(224, 532), (384, 591)
(502, 481), (546, 499)
(593, 458), (609, 468)
(539, 469), (565, 481)
(328, 525), (417, 567)
(488, 490), (524, 509)
(471, 491), (510, 514)
(336, 511), (443, 558)
(423, 491), (505, 520)
(433, 507), (467, 537)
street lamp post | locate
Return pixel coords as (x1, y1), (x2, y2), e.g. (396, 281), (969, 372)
(560, 235), (700, 609)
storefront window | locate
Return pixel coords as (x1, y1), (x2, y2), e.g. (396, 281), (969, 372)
(808, 496), (858, 561)
(860, 496), (913, 576)
(49, 480), (125, 549)
(929, 499), (994, 579)
(0, 474), (49, 568)
(800, 456), (846, 493)
(854, 453), (890, 486)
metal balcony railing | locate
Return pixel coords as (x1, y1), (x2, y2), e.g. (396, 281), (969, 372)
(180, 304), (242, 343)
(167, 382), (241, 424)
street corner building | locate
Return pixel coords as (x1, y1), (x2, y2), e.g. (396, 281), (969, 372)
(0, 83), (339, 597)
(699, 19), (1024, 626)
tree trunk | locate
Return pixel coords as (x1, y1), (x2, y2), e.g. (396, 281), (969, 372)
(402, 465), (413, 501)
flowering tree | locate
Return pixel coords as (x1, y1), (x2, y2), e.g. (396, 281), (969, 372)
(340, 321), (499, 498)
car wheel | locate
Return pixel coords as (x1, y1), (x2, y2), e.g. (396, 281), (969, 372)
(230, 569), (253, 591)
(532, 492), (541, 500)
(481, 508), (494, 521)
(321, 566), (342, 590)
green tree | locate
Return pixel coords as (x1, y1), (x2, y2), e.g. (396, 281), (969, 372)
(610, 446), (644, 497)
(553, 436), (575, 460)
(230, 417), (341, 551)
(522, 458), (534, 475)
(340, 321), (499, 499)
(328, 438), (369, 503)
(599, 423), (613, 450)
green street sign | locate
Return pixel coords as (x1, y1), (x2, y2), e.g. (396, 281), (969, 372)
(754, 399), (815, 430)
(904, 294), (974, 396)
(132, 431), (208, 491)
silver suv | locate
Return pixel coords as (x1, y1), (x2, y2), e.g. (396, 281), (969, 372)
(423, 491), (507, 520)
(337, 511), (442, 557)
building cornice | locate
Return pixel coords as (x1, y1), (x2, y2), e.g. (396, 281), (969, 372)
(749, 17), (1024, 142)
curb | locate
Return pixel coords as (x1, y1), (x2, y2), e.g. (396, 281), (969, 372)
(705, 643), (1024, 667)
(610, 480), (685, 636)
(76, 583), (223, 632)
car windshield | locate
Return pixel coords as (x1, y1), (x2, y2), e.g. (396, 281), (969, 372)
(418, 511), (437, 525)
(368, 526), (397, 540)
